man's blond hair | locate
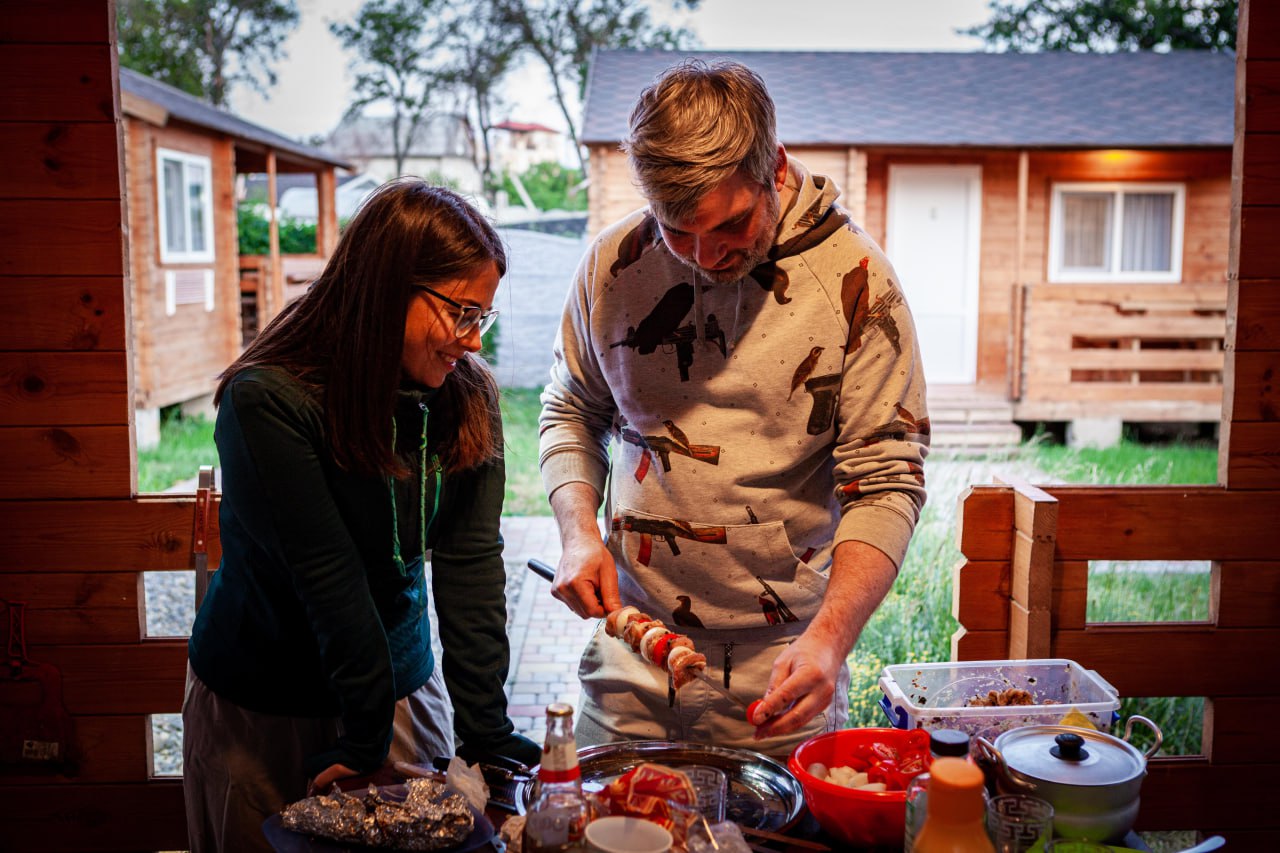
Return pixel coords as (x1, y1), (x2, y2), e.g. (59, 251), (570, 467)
(623, 59), (779, 224)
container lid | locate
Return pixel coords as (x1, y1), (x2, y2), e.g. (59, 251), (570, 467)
(930, 729), (971, 757)
(995, 725), (1145, 786)
(926, 757), (986, 822)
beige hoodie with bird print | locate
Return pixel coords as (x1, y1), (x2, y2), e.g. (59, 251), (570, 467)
(540, 158), (929, 632)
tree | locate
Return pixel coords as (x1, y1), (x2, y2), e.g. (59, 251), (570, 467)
(117, 0), (299, 106)
(493, 0), (701, 174)
(962, 0), (1236, 52)
(443, 2), (524, 194)
(331, 0), (455, 179)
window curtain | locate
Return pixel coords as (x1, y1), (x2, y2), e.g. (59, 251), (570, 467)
(1121, 193), (1174, 272)
(1062, 192), (1112, 271)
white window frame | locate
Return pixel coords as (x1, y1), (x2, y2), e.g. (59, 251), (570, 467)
(156, 147), (215, 264)
(1048, 182), (1185, 284)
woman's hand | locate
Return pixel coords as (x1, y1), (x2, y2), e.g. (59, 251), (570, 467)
(308, 763), (360, 794)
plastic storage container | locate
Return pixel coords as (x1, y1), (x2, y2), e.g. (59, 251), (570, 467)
(878, 659), (1120, 740)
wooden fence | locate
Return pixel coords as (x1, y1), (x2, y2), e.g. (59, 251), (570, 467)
(953, 480), (1280, 846)
(1014, 283), (1227, 422)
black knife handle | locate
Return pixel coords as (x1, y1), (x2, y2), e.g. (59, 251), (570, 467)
(527, 559), (556, 582)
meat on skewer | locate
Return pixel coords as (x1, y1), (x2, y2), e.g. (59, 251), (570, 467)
(605, 607), (707, 688)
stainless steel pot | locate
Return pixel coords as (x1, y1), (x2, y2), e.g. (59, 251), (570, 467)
(973, 716), (1162, 842)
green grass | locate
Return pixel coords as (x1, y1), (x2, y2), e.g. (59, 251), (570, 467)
(137, 413), (218, 493)
(501, 388), (553, 516)
(1024, 434), (1218, 485)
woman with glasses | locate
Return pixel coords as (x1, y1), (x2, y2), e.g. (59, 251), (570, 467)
(182, 178), (536, 852)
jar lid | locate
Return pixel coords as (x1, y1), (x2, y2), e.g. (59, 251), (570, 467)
(995, 725), (1145, 786)
(930, 728), (971, 757)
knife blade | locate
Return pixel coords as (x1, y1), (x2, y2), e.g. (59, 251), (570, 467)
(687, 667), (750, 711)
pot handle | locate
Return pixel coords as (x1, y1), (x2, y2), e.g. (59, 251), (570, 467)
(1122, 714), (1164, 760)
(972, 736), (1036, 795)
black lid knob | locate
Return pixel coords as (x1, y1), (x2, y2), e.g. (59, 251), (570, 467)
(1050, 732), (1089, 762)
(930, 728), (972, 757)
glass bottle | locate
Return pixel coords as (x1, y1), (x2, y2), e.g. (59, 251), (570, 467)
(523, 703), (591, 853)
(912, 757), (995, 853)
(904, 729), (972, 851)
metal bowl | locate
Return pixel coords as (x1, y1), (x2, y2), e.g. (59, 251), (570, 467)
(518, 740), (805, 832)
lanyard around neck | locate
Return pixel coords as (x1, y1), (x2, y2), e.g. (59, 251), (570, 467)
(389, 403), (441, 577)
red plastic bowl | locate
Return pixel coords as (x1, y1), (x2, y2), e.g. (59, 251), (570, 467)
(788, 727), (929, 848)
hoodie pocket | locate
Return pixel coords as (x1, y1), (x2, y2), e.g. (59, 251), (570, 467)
(608, 505), (827, 630)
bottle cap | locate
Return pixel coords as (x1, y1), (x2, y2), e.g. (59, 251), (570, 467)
(930, 728), (971, 757)
(927, 757), (986, 822)
(546, 702), (573, 718)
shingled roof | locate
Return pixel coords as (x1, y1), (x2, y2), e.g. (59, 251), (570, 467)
(120, 68), (350, 169)
(582, 49), (1234, 148)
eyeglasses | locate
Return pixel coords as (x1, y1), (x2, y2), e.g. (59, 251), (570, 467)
(414, 285), (499, 338)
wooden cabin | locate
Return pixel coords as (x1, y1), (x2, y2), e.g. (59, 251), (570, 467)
(119, 68), (348, 448)
(0, 0), (1275, 848)
(582, 49), (1235, 445)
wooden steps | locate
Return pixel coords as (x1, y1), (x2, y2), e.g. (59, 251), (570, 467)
(927, 386), (1023, 449)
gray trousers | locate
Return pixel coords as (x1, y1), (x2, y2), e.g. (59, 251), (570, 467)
(575, 621), (849, 759)
(181, 664), (454, 852)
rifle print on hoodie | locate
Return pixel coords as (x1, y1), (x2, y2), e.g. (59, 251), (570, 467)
(609, 283), (727, 381)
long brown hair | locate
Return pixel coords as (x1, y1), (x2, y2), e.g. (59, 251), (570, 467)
(216, 179), (507, 477)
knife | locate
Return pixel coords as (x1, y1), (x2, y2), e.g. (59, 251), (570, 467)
(526, 559), (757, 717)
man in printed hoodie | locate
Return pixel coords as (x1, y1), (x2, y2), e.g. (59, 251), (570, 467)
(539, 59), (929, 754)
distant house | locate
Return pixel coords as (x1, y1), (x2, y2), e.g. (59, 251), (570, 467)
(327, 113), (481, 192)
(241, 171), (381, 222)
(583, 50), (1234, 442)
(492, 120), (564, 174)
(119, 68), (349, 449)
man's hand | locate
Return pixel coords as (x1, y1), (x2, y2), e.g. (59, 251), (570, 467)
(308, 762), (360, 794)
(750, 540), (898, 738)
(748, 626), (846, 737)
(548, 482), (621, 618)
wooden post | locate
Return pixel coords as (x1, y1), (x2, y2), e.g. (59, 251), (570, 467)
(996, 475), (1058, 658)
(265, 149), (281, 325)
(316, 167), (339, 258)
(844, 146), (868, 226)
(1220, 0), (1280, 490)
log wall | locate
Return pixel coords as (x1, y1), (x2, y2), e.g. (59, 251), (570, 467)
(0, 2), (194, 848)
(122, 117), (240, 411)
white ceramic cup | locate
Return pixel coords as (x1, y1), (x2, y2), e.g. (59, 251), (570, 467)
(584, 816), (673, 853)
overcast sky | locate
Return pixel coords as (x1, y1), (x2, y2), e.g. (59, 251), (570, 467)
(230, 0), (996, 141)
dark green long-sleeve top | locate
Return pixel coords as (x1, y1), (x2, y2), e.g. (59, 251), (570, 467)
(189, 366), (526, 776)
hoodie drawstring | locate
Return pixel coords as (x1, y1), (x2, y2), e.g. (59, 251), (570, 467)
(389, 405), (441, 602)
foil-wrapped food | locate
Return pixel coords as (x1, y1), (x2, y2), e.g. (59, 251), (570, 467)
(280, 778), (474, 850)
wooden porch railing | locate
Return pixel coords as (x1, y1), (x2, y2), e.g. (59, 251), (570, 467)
(954, 481), (1280, 846)
(1013, 283), (1228, 422)
(237, 254), (324, 344)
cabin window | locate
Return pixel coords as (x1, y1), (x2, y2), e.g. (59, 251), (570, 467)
(1048, 183), (1184, 283)
(156, 147), (215, 263)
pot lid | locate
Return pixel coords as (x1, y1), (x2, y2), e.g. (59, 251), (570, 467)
(995, 725), (1145, 787)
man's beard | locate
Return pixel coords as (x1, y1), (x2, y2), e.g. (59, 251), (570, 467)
(676, 187), (780, 284)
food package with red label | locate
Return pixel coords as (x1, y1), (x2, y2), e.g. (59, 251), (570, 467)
(596, 762), (698, 842)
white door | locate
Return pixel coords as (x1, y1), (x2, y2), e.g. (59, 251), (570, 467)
(886, 165), (982, 385)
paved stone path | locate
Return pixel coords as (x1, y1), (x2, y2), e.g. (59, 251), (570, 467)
(490, 227), (588, 389)
(498, 516), (593, 746)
